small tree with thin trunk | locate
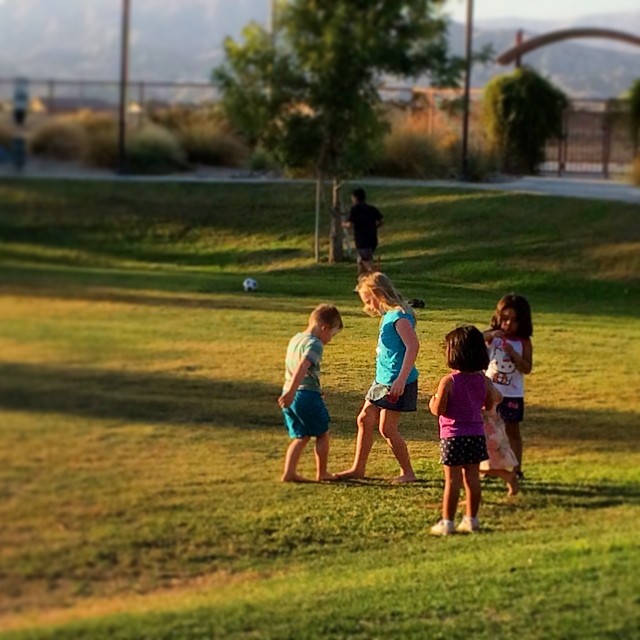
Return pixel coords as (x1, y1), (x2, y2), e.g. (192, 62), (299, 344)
(213, 0), (465, 262)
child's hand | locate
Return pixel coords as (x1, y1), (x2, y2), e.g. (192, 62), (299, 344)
(278, 390), (295, 409)
(388, 379), (405, 403)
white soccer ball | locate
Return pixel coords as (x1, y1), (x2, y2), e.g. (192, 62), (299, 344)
(243, 277), (258, 292)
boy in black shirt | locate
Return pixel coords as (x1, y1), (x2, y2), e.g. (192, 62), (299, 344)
(342, 187), (383, 283)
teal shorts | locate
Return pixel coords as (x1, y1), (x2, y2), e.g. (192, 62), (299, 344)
(282, 390), (330, 439)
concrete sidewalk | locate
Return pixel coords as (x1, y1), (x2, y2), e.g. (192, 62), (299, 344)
(1, 160), (639, 205)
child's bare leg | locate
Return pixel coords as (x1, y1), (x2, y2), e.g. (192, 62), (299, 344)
(462, 464), (481, 518)
(483, 468), (519, 496)
(505, 422), (523, 474)
(336, 401), (378, 479)
(443, 466), (463, 520)
(314, 432), (337, 481)
(282, 436), (311, 482)
(378, 409), (416, 482)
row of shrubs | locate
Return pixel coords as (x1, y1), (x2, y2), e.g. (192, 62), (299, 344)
(7, 106), (639, 184)
(21, 108), (254, 174)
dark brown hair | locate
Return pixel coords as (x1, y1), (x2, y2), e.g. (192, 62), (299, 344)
(490, 294), (533, 338)
(311, 304), (343, 330)
(445, 325), (489, 372)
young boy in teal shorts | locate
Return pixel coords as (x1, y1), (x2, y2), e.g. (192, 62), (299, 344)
(277, 304), (343, 482)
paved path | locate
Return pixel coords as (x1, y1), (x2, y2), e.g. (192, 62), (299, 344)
(1, 160), (639, 205)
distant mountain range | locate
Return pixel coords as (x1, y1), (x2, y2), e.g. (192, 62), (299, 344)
(0, 0), (638, 99)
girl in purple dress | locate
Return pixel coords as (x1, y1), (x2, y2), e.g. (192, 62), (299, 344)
(429, 325), (494, 535)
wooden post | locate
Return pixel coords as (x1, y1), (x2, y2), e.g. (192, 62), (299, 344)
(315, 175), (321, 263)
(329, 177), (344, 264)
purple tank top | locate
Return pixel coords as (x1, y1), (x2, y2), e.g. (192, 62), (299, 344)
(439, 372), (486, 438)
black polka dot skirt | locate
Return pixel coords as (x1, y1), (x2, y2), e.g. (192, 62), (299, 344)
(439, 435), (488, 466)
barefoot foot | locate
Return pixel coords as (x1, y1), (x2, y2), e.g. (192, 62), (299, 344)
(391, 473), (417, 484)
(281, 473), (312, 483)
(317, 472), (339, 482)
(335, 469), (366, 480)
(507, 472), (520, 496)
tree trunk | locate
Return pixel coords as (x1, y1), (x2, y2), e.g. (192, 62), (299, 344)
(329, 176), (344, 263)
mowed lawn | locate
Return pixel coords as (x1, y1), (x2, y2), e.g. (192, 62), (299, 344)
(0, 179), (639, 639)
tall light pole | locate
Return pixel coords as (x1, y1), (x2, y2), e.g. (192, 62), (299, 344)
(460, 0), (474, 180)
(269, 0), (277, 40)
(118, 0), (131, 174)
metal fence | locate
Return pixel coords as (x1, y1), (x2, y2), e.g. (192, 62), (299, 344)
(542, 100), (635, 177)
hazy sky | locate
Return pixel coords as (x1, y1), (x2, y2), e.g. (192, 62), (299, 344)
(446, 0), (640, 21)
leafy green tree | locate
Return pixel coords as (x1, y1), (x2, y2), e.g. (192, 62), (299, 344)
(483, 67), (568, 175)
(629, 79), (640, 156)
(214, 0), (464, 262)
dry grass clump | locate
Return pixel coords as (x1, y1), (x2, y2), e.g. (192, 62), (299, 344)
(28, 118), (87, 161)
(148, 104), (248, 167)
(630, 155), (640, 187)
(374, 121), (449, 179)
(126, 124), (186, 174)
(178, 122), (249, 167)
(0, 121), (13, 149)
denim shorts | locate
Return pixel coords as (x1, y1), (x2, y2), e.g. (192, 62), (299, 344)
(365, 379), (418, 412)
(282, 390), (330, 439)
(497, 397), (524, 423)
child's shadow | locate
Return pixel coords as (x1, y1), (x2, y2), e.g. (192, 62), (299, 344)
(483, 476), (640, 508)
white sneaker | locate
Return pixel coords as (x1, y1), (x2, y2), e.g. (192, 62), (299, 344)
(456, 516), (480, 533)
(430, 519), (455, 536)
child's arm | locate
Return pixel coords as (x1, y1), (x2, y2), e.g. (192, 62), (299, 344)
(388, 318), (419, 401)
(429, 375), (452, 416)
(484, 377), (501, 411)
(278, 357), (312, 408)
(504, 338), (533, 374)
(483, 328), (502, 344)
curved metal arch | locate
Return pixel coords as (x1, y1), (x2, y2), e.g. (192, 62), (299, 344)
(496, 28), (640, 65)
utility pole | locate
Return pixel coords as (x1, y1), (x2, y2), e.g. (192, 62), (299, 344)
(460, 0), (474, 181)
(118, 0), (131, 174)
(269, 0), (277, 40)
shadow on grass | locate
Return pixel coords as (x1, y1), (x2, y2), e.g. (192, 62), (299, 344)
(523, 480), (640, 507)
(1, 362), (636, 452)
(0, 361), (283, 429)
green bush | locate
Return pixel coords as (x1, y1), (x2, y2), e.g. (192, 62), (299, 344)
(125, 124), (186, 174)
(483, 67), (568, 174)
(630, 155), (640, 187)
(249, 147), (279, 172)
(373, 127), (448, 179)
(178, 123), (248, 167)
(629, 79), (640, 155)
(28, 119), (87, 161)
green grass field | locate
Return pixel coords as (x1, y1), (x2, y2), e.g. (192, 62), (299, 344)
(0, 179), (639, 639)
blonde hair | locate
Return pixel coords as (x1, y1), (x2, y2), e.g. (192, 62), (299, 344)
(310, 303), (343, 330)
(357, 272), (415, 318)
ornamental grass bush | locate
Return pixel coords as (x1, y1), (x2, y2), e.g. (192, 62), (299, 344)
(83, 124), (119, 169)
(178, 123), (248, 167)
(28, 118), (87, 161)
(373, 124), (448, 179)
(125, 124), (186, 174)
(630, 155), (640, 187)
(0, 121), (13, 150)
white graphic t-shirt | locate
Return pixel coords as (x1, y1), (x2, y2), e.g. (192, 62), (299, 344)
(486, 336), (525, 397)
